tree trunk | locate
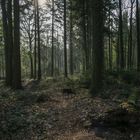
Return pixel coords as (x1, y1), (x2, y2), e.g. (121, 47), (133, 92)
(36, 0), (41, 80)
(108, 6), (112, 70)
(136, 0), (140, 71)
(1, 0), (13, 86)
(128, 0), (134, 69)
(69, 0), (74, 75)
(64, 0), (68, 77)
(82, 0), (89, 73)
(12, 0), (22, 89)
(91, 0), (104, 94)
(119, 0), (124, 69)
(51, 0), (54, 77)
(29, 37), (34, 79)
(34, 0), (37, 79)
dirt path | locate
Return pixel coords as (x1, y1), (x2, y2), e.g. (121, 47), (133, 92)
(0, 80), (139, 140)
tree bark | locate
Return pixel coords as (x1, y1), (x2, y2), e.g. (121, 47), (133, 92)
(1, 0), (13, 86)
(36, 0), (41, 80)
(34, 0), (37, 79)
(12, 0), (22, 89)
(64, 0), (68, 77)
(29, 37), (34, 78)
(136, 0), (140, 71)
(119, 0), (124, 69)
(69, 0), (74, 75)
(128, 0), (135, 69)
(51, 0), (54, 77)
(91, 0), (104, 94)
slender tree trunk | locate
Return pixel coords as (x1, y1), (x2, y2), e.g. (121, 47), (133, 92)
(64, 0), (68, 77)
(136, 0), (140, 71)
(108, 7), (112, 70)
(88, 2), (93, 68)
(36, 0), (41, 80)
(69, 0), (74, 75)
(7, 0), (13, 85)
(34, 0), (37, 79)
(116, 31), (120, 70)
(119, 0), (124, 69)
(2, 52), (5, 78)
(82, 0), (89, 73)
(29, 37), (34, 78)
(12, 0), (21, 89)
(51, 0), (54, 77)
(128, 0), (134, 69)
(91, 0), (104, 94)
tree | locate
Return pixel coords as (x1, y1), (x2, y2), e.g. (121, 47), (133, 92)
(69, 0), (74, 75)
(81, 0), (89, 73)
(20, 4), (35, 79)
(51, 0), (54, 77)
(119, 0), (124, 69)
(108, 4), (112, 70)
(128, 0), (135, 69)
(91, 0), (104, 93)
(34, 0), (37, 79)
(136, 0), (140, 71)
(36, 0), (41, 80)
(12, 0), (22, 89)
(64, 0), (68, 77)
(1, 0), (13, 86)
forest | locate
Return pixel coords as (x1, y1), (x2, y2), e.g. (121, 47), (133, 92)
(0, 0), (140, 139)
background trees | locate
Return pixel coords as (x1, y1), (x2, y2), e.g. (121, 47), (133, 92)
(0, 0), (140, 92)
(1, 0), (21, 89)
(1, 0), (13, 86)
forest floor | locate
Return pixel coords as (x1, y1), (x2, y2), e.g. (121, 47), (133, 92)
(0, 75), (140, 140)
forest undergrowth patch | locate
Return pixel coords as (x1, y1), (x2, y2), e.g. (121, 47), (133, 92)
(0, 78), (140, 140)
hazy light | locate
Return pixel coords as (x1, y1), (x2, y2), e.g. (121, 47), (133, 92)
(39, 0), (45, 5)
